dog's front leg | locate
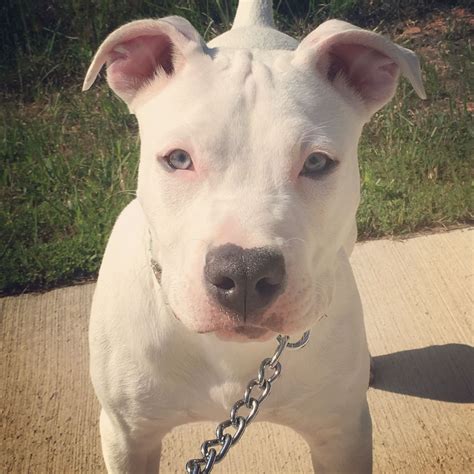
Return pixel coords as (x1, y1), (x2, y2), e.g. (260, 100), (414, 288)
(293, 398), (372, 473)
(99, 409), (166, 474)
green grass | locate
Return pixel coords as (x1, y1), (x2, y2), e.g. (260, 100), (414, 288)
(1, 90), (138, 291)
(358, 57), (473, 235)
(1, 2), (472, 293)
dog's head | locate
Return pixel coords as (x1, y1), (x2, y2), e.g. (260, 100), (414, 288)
(84, 17), (425, 341)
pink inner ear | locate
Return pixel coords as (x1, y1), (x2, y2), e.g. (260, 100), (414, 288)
(326, 43), (400, 106)
(106, 34), (174, 100)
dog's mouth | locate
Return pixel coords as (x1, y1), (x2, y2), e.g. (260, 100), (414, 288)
(214, 325), (274, 342)
(170, 306), (277, 341)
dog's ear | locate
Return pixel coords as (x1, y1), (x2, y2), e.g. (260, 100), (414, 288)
(294, 20), (426, 116)
(82, 16), (205, 105)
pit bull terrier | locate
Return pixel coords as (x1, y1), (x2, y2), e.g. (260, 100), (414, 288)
(83, 0), (425, 472)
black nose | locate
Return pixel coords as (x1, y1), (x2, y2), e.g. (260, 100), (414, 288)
(204, 244), (286, 319)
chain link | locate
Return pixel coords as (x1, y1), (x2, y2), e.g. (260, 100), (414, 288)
(185, 330), (310, 473)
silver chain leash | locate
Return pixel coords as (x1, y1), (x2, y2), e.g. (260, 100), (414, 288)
(185, 330), (311, 473)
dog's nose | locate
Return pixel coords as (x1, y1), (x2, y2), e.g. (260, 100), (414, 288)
(204, 244), (286, 318)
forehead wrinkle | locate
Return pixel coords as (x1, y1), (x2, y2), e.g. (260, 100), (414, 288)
(253, 60), (275, 89)
(219, 50), (277, 109)
(245, 59), (276, 108)
(228, 50), (253, 80)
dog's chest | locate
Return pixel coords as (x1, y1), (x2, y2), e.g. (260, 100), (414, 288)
(208, 380), (244, 411)
(185, 377), (248, 421)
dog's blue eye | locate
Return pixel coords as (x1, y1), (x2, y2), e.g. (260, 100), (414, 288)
(167, 149), (193, 170)
(300, 152), (335, 177)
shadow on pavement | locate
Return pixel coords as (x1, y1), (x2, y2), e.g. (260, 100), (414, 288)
(371, 344), (474, 403)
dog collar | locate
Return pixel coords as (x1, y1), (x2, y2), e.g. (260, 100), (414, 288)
(148, 229), (162, 283)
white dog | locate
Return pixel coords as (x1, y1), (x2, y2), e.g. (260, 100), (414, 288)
(84, 1), (425, 472)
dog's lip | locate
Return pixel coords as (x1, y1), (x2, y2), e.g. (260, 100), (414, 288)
(196, 324), (270, 336)
(233, 325), (270, 337)
(192, 314), (291, 336)
(215, 325), (274, 342)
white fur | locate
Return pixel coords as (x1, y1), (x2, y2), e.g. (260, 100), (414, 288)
(86, 1), (424, 472)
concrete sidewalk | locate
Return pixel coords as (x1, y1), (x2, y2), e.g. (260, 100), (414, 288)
(1, 228), (472, 473)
